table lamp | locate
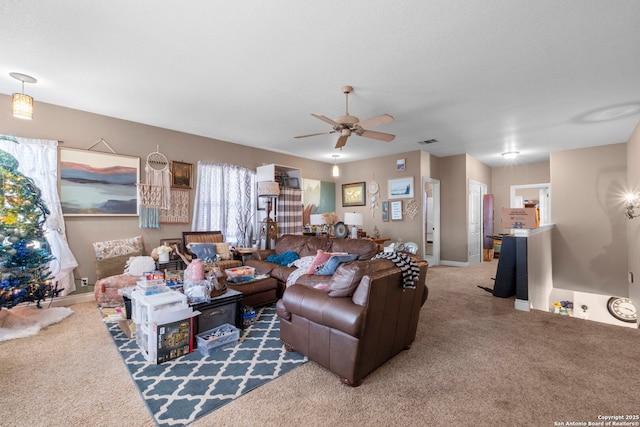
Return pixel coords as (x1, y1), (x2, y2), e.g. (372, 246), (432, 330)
(310, 214), (326, 235)
(344, 212), (364, 239)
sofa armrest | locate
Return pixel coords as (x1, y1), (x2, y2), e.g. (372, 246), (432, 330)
(281, 284), (366, 338)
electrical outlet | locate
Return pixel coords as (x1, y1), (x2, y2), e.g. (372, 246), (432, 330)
(81, 277), (89, 287)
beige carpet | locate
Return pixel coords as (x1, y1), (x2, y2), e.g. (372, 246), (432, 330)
(1, 260), (638, 427)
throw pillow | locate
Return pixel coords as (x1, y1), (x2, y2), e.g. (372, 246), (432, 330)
(214, 242), (231, 260)
(315, 254), (359, 276)
(92, 235), (144, 259)
(123, 256), (156, 277)
(328, 261), (366, 298)
(95, 250), (142, 279)
(187, 243), (217, 261)
(305, 249), (348, 275)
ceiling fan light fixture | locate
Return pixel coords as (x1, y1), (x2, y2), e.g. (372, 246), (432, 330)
(501, 151), (519, 160)
(332, 154), (340, 177)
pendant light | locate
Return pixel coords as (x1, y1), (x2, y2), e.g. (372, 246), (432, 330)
(332, 154), (340, 177)
(10, 72), (37, 120)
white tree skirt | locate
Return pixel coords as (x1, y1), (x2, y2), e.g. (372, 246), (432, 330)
(0, 306), (73, 342)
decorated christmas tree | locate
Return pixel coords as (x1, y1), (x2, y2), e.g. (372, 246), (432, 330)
(0, 147), (59, 308)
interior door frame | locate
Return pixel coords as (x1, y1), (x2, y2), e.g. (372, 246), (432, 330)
(423, 177), (440, 266)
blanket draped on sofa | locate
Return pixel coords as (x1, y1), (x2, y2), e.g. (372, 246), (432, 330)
(372, 251), (420, 288)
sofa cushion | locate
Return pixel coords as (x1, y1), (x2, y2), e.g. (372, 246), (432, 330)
(214, 242), (231, 260)
(187, 243), (217, 261)
(270, 265), (298, 283)
(275, 234), (332, 258)
(295, 273), (333, 289)
(95, 250), (142, 279)
(92, 235), (144, 259)
(351, 275), (371, 306)
(315, 254), (359, 275)
(330, 238), (378, 260)
(328, 261), (366, 297)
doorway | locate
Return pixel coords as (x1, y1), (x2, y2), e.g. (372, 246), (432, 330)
(423, 178), (440, 266)
(510, 183), (551, 225)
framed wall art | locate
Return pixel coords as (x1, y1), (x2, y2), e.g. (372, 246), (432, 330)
(388, 176), (414, 199)
(170, 161), (193, 189)
(342, 182), (366, 207)
(390, 200), (403, 220)
(282, 176), (300, 189)
(59, 148), (140, 216)
(381, 200), (389, 222)
(396, 158), (406, 171)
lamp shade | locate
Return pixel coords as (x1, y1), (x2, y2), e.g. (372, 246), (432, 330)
(310, 214), (326, 225)
(344, 212), (363, 226)
(12, 93), (33, 120)
(257, 181), (280, 197)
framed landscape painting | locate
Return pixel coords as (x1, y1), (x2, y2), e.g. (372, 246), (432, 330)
(388, 177), (414, 199)
(59, 148), (140, 216)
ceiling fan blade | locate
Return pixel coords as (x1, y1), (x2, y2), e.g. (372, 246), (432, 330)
(294, 131), (336, 139)
(335, 134), (349, 149)
(360, 129), (396, 142)
(356, 114), (394, 129)
(311, 113), (340, 126)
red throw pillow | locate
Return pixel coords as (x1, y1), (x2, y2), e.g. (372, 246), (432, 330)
(305, 249), (347, 275)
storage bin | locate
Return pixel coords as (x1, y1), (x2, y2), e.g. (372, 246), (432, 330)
(225, 266), (255, 281)
(137, 279), (167, 296)
(131, 290), (189, 325)
(196, 323), (240, 356)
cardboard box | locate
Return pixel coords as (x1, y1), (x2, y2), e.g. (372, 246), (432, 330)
(500, 208), (539, 229)
(136, 316), (196, 364)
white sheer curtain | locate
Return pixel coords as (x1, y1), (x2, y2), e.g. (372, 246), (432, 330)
(0, 137), (79, 295)
(192, 162), (256, 245)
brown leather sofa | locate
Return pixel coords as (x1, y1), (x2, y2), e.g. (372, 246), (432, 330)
(245, 234), (379, 296)
(276, 256), (429, 386)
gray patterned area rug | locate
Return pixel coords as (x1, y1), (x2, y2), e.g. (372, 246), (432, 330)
(106, 304), (307, 426)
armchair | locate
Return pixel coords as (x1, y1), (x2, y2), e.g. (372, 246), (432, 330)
(180, 231), (242, 271)
(276, 257), (429, 386)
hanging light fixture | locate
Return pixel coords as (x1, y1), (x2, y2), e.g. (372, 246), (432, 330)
(332, 154), (340, 177)
(10, 72), (37, 120)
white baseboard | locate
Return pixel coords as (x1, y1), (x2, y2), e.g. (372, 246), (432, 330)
(48, 292), (96, 307)
(439, 260), (470, 268)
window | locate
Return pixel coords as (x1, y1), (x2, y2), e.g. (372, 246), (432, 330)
(192, 162), (256, 246)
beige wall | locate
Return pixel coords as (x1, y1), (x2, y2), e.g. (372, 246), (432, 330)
(439, 155), (467, 262)
(0, 95), (335, 288)
(627, 121), (640, 321)
(338, 150), (424, 251)
(491, 162), (551, 234)
(551, 143), (628, 297)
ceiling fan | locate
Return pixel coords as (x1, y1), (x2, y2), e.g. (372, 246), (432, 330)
(295, 85), (395, 149)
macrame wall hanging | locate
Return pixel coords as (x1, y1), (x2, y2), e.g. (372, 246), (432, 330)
(138, 147), (171, 228)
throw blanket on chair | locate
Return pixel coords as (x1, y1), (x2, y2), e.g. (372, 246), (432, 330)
(372, 251), (420, 289)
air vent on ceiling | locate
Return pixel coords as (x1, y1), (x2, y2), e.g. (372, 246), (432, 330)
(418, 139), (438, 145)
